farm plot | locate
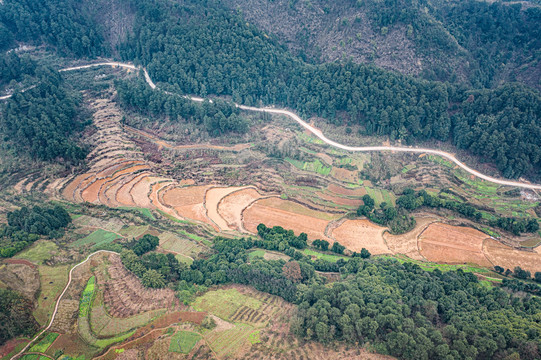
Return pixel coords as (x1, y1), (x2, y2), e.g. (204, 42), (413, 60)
(161, 185), (212, 224)
(418, 223), (492, 267)
(217, 188), (263, 231)
(331, 220), (390, 254)
(169, 331), (201, 354)
(101, 255), (176, 317)
(70, 229), (121, 248)
(243, 198), (340, 241)
(384, 217), (437, 260)
(327, 183), (367, 197)
(14, 240), (58, 265)
(484, 239), (541, 273)
(205, 186), (248, 230)
(193, 289), (262, 321)
(72, 215), (125, 233)
(91, 300), (164, 337)
(29, 332), (59, 353)
(119, 225), (150, 239)
(34, 265), (69, 326)
(205, 323), (254, 358)
(159, 232), (203, 258)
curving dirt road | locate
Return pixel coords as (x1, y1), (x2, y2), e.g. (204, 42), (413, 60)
(10, 250), (118, 360)
(4, 61), (541, 190)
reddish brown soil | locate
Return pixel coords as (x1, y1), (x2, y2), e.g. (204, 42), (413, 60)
(318, 192), (361, 207)
(419, 223), (492, 266)
(0, 338), (28, 358)
(327, 183), (367, 197)
(384, 217), (437, 260)
(484, 239), (541, 273)
(243, 198), (333, 241)
(161, 185), (212, 224)
(331, 219), (390, 254)
(4, 258), (37, 269)
(205, 186), (247, 230)
(218, 188), (263, 231)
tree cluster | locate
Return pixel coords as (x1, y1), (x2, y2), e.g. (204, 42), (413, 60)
(0, 68), (88, 163)
(357, 194), (416, 234)
(132, 234), (159, 256)
(0, 288), (38, 345)
(292, 261), (541, 360)
(7, 204), (71, 237)
(115, 77), (249, 135)
(0, 0), (106, 56)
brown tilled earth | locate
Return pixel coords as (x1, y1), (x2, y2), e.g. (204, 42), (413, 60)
(384, 217), (437, 260)
(419, 223), (492, 267)
(331, 219), (390, 254)
(484, 238), (541, 273)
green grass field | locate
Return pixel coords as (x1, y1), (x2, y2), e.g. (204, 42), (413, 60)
(169, 331), (201, 354)
(71, 229), (121, 248)
(119, 225), (149, 238)
(302, 249), (348, 262)
(29, 332), (59, 353)
(205, 324), (254, 358)
(193, 289), (262, 321)
(378, 255), (493, 275)
(14, 240), (58, 265)
(79, 276), (96, 317)
(34, 265), (69, 326)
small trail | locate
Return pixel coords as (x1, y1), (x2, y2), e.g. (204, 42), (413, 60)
(10, 250), (118, 360)
(3, 61), (541, 190)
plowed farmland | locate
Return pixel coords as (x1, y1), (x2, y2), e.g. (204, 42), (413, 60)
(331, 219), (390, 254)
(419, 223), (492, 267)
(243, 198), (340, 241)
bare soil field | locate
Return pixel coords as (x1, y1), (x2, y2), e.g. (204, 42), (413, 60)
(484, 239), (541, 273)
(317, 191), (361, 207)
(116, 172), (152, 207)
(161, 185), (213, 224)
(243, 198), (334, 241)
(130, 176), (166, 208)
(218, 188), (264, 231)
(331, 219), (390, 254)
(205, 186), (251, 231)
(419, 223), (492, 267)
(384, 217), (437, 260)
(330, 166), (357, 183)
(327, 183), (367, 197)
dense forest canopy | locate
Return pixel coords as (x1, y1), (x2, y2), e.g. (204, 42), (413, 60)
(0, 61), (88, 163)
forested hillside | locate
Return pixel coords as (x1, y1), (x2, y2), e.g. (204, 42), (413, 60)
(0, 59), (88, 163)
(224, 0), (541, 89)
(1, 0), (540, 179)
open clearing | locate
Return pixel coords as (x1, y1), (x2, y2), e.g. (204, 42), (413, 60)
(71, 229), (121, 248)
(34, 265), (69, 326)
(169, 331), (201, 354)
(419, 223), (492, 267)
(331, 219), (390, 254)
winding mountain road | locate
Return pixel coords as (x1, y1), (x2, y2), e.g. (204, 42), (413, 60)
(4, 61), (541, 190)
